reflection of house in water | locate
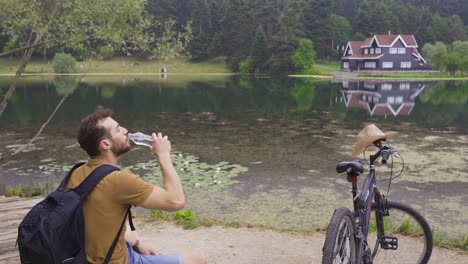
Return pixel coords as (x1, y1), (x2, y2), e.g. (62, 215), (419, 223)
(340, 81), (425, 117)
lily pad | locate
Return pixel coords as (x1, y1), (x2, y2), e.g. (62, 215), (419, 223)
(127, 152), (248, 190)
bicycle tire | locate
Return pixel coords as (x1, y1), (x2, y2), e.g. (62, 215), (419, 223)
(369, 200), (433, 264)
(322, 207), (357, 264)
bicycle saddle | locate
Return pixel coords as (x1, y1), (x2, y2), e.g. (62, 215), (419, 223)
(336, 161), (364, 174)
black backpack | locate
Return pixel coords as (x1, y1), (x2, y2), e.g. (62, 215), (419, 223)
(17, 162), (134, 264)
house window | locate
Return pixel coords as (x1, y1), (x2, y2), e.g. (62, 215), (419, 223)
(370, 48), (374, 54)
(387, 96), (404, 104)
(389, 48), (397, 54)
(364, 83), (375, 89)
(373, 96), (380, 103)
(400, 83), (410, 90)
(342, 81), (348, 88)
(401, 62), (411, 69)
(343, 62), (349, 69)
(375, 48), (381, 54)
(382, 62), (393, 69)
(382, 83), (392, 90)
(398, 48), (406, 54)
(364, 49), (368, 54)
(348, 49), (352, 55)
(365, 62), (376, 68)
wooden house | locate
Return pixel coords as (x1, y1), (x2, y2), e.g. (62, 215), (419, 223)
(341, 34), (428, 71)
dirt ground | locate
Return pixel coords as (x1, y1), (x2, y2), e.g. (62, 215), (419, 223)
(137, 222), (467, 264)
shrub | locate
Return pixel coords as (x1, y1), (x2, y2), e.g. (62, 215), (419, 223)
(3, 39), (19, 57)
(53, 53), (77, 73)
(239, 58), (253, 75)
(98, 45), (115, 60)
(72, 44), (88, 61)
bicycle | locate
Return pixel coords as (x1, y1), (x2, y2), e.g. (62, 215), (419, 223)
(322, 125), (433, 264)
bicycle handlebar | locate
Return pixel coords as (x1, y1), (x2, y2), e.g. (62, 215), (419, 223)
(381, 149), (391, 164)
(370, 140), (398, 166)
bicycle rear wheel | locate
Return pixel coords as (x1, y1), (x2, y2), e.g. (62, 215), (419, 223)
(322, 207), (357, 264)
(369, 201), (433, 264)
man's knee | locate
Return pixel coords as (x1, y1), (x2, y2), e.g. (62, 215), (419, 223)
(182, 251), (207, 264)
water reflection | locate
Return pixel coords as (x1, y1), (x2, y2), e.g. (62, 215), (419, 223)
(339, 80), (426, 117)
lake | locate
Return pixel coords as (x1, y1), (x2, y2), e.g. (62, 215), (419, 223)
(0, 75), (466, 239)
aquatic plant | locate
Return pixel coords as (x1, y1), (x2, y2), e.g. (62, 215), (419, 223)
(126, 152), (248, 190)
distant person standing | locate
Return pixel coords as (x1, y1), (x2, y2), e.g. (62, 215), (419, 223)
(68, 106), (207, 264)
(161, 66), (168, 79)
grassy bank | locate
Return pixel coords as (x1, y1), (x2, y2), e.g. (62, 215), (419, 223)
(312, 61), (341, 75)
(0, 57), (232, 75)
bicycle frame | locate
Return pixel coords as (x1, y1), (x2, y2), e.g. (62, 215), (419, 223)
(350, 142), (387, 263)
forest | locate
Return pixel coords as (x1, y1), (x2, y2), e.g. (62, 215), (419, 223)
(0, 0), (466, 74)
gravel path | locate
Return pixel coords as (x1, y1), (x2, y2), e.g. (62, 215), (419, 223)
(137, 222), (467, 264)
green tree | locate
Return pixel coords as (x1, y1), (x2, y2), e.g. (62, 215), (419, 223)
(303, 0), (333, 58)
(447, 15), (465, 43)
(98, 45), (115, 60)
(250, 25), (270, 73)
(291, 38), (315, 73)
(452, 41), (468, 72)
(328, 14), (351, 58)
(445, 52), (460, 75)
(2, 38), (19, 57)
(354, 0), (399, 36)
(220, 0), (253, 69)
(52, 53), (77, 73)
(426, 15), (449, 43)
(145, 19), (192, 62)
(422, 42), (448, 70)
(189, 0), (213, 60)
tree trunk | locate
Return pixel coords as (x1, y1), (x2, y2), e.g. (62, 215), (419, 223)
(0, 36), (41, 117)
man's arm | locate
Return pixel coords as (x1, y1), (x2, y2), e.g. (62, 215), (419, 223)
(125, 225), (158, 255)
(139, 132), (185, 211)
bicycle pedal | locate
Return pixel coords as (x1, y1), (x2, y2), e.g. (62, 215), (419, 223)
(380, 236), (398, 250)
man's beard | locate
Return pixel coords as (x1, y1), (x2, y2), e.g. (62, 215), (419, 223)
(111, 138), (131, 156)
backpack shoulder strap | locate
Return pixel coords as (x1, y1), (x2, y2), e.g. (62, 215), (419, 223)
(58, 162), (86, 189)
(103, 207), (132, 264)
(74, 164), (120, 198)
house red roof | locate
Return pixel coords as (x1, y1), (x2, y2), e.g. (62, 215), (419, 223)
(342, 34), (420, 59)
(343, 40), (384, 60)
(361, 35), (418, 47)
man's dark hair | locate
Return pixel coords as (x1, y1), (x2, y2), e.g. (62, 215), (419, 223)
(77, 106), (113, 157)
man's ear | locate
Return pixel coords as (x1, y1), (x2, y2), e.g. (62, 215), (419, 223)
(99, 138), (112, 151)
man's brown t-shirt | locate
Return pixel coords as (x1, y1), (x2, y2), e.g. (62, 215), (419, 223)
(66, 159), (154, 264)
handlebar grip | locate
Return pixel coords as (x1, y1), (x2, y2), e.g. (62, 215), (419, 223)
(381, 149), (390, 164)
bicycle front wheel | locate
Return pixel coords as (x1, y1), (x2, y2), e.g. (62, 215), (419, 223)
(369, 201), (433, 264)
(322, 207), (357, 264)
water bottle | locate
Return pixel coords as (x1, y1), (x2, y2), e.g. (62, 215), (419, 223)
(128, 132), (153, 148)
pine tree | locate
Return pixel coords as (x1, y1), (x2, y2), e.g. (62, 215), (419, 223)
(303, 0), (333, 58)
(251, 25), (271, 73)
(189, 0), (213, 60)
